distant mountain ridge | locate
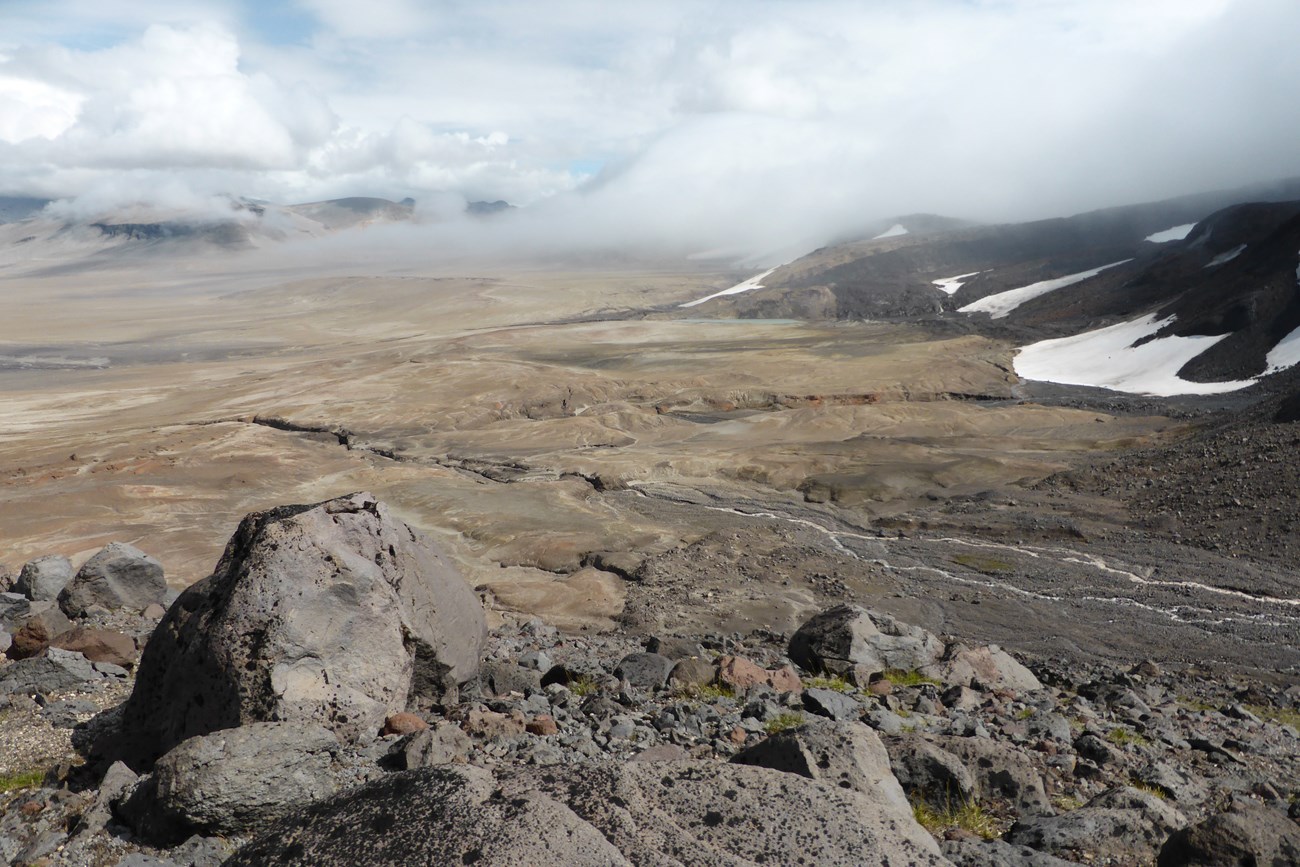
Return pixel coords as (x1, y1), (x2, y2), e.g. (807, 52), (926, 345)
(699, 177), (1300, 394)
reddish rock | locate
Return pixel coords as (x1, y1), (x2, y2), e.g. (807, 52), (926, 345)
(717, 656), (768, 690)
(526, 714), (559, 736)
(717, 656), (803, 694)
(50, 626), (137, 667)
(465, 708), (526, 739)
(767, 665), (803, 694)
(727, 725), (748, 745)
(143, 603), (167, 619)
(868, 679), (893, 697)
(381, 713), (429, 736)
(7, 621), (52, 660)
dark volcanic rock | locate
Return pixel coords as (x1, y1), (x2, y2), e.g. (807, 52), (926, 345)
(1007, 786), (1185, 864)
(227, 761), (947, 866)
(113, 492), (486, 769)
(1158, 799), (1300, 867)
(59, 542), (166, 618)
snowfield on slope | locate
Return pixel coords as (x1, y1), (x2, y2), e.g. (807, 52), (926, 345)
(960, 260), (1131, 319)
(1014, 314), (1258, 396)
(932, 271), (983, 295)
(872, 223), (908, 239)
(1145, 223), (1196, 243)
(680, 267), (778, 308)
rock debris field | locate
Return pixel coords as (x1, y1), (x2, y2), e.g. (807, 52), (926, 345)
(1, 492), (1297, 866)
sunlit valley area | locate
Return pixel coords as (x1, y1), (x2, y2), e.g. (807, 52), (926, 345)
(1, 2), (1298, 865)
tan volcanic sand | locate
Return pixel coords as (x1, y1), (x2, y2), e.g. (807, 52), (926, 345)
(0, 249), (1172, 628)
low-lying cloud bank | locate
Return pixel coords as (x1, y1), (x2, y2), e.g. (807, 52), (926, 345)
(2, 0), (1300, 260)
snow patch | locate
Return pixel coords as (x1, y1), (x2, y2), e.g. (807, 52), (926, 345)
(932, 271), (983, 295)
(1204, 244), (1246, 268)
(959, 260), (1132, 319)
(1014, 314), (1256, 396)
(679, 267), (778, 308)
(872, 223), (908, 240)
(1145, 223), (1196, 243)
(1264, 325), (1300, 374)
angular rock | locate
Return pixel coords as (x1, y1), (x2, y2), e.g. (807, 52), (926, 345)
(1007, 786), (1185, 864)
(479, 660), (541, 697)
(718, 655), (804, 694)
(938, 735), (1054, 817)
(14, 555), (72, 603)
(6, 602), (72, 659)
(885, 734), (977, 812)
(1158, 799), (1300, 866)
(613, 652), (675, 693)
(802, 687), (861, 721)
(125, 721), (340, 842)
(59, 542), (166, 618)
(72, 760), (138, 837)
(386, 723), (472, 770)
(114, 493), (487, 768)
(50, 626), (137, 668)
(789, 604), (944, 676)
(925, 644), (1042, 693)
(0, 647), (99, 694)
(226, 761), (950, 866)
(666, 656), (716, 689)
(942, 838), (1081, 866)
(0, 592), (31, 630)
(733, 720), (913, 816)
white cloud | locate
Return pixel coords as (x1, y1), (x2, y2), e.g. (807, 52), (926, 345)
(0, 0), (1297, 260)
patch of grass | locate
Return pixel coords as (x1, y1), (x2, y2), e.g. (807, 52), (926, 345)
(569, 675), (599, 697)
(952, 553), (1014, 574)
(675, 682), (736, 701)
(1015, 707), (1035, 721)
(804, 675), (855, 694)
(912, 799), (1000, 840)
(1068, 717), (1086, 734)
(764, 712), (805, 735)
(1246, 704), (1300, 730)
(0, 770), (45, 795)
(1176, 695), (1217, 713)
(1051, 794), (1084, 812)
(1106, 726), (1150, 748)
(1128, 778), (1168, 800)
(882, 669), (941, 688)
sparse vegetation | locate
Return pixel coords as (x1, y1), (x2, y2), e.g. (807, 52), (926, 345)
(0, 770), (45, 795)
(1106, 726), (1150, 748)
(803, 675), (855, 694)
(569, 675), (599, 697)
(1051, 794), (1084, 812)
(1247, 704), (1300, 730)
(952, 553), (1014, 574)
(882, 669), (940, 688)
(675, 682), (736, 701)
(1015, 707), (1035, 721)
(911, 799), (1000, 840)
(764, 713), (805, 735)
(1176, 696), (1217, 713)
(1128, 778), (1167, 799)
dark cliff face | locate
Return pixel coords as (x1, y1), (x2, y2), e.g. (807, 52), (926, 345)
(92, 222), (196, 241)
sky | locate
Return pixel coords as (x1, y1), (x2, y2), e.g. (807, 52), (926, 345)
(2, 0), (1299, 259)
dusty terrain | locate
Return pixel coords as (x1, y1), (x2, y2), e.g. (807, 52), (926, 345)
(1, 240), (1295, 677)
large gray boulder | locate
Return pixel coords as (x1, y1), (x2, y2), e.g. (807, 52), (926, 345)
(1158, 799), (1300, 866)
(123, 722), (340, 842)
(113, 492), (487, 769)
(924, 643), (1043, 693)
(226, 761), (952, 866)
(1007, 786), (1186, 864)
(731, 719), (913, 816)
(14, 555), (72, 603)
(883, 733), (977, 812)
(59, 542), (166, 617)
(789, 604), (944, 676)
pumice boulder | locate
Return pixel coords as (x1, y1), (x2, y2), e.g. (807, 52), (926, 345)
(113, 492), (486, 769)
